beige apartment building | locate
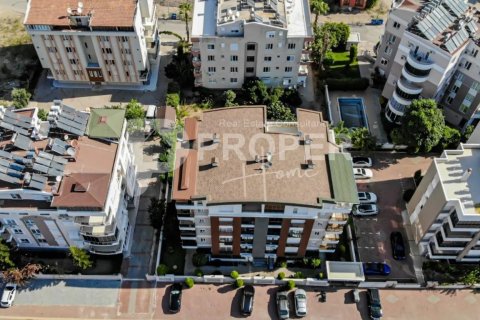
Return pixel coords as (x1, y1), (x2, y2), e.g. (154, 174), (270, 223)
(191, 0), (313, 89)
(407, 143), (480, 262)
(171, 106), (358, 264)
(24, 0), (159, 87)
(374, 0), (480, 129)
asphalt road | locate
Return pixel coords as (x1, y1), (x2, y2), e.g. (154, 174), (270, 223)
(0, 0), (27, 17)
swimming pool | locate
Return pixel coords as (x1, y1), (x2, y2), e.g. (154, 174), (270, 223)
(337, 97), (368, 129)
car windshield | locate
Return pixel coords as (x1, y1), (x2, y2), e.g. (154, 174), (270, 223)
(296, 294), (306, 300)
(280, 310), (289, 316)
(5, 286), (14, 290)
(365, 193), (371, 200)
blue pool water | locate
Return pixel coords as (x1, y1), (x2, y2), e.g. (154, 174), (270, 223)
(338, 98), (368, 129)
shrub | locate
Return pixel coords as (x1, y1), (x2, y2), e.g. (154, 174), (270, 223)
(185, 277), (195, 288)
(403, 189), (415, 203)
(230, 270), (239, 279)
(310, 258), (322, 269)
(323, 52), (334, 66)
(194, 268), (203, 277)
(235, 278), (244, 288)
(166, 93), (180, 108)
(338, 244), (347, 256)
(277, 272), (286, 280)
(317, 272), (324, 279)
(287, 280), (296, 290)
(280, 261), (287, 268)
(323, 78), (369, 91)
(156, 264), (169, 276)
(349, 44), (358, 63)
(192, 252), (208, 267)
(293, 271), (304, 279)
(11, 88), (31, 109)
(37, 109), (48, 121)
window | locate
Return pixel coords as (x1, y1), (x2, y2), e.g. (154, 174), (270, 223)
(199, 229), (205, 233)
(61, 35), (72, 41)
(246, 44), (255, 51)
(121, 48), (131, 54)
(264, 56), (272, 62)
(230, 78), (238, 83)
(123, 60), (131, 66)
(314, 231), (320, 236)
(384, 46), (392, 55)
(246, 56), (255, 62)
(31, 229), (41, 235)
(119, 36), (128, 42)
(13, 228), (23, 234)
(393, 21), (401, 29)
(266, 31), (275, 38)
(47, 47), (57, 53)
(73, 70), (83, 76)
(38, 239), (47, 243)
(20, 239), (30, 244)
(65, 47), (75, 53)
(286, 55), (295, 62)
(472, 81), (480, 91)
(100, 36), (109, 42)
(69, 59), (77, 64)
(460, 104), (470, 113)
(230, 67), (238, 72)
(464, 61), (472, 70)
(446, 96), (453, 104)
(102, 47), (112, 54)
(265, 43), (273, 50)
(456, 72), (465, 82)
(84, 42), (88, 48)
(207, 44), (215, 50)
(380, 58), (388, 65)
(230, 43), (238, 51)
(471, 49), (478, 58)
(230, 55), (238, 62)
(207, 66), (216, 72)
(287, 43), (296, 49)
(388, 34), (397, 43)
(465, 93), (475, 102)
(207, 55), (215, 61)
(104, 60), (115, 65)
(452, 85), (460, 93)
(285, 66), (292, 72)
(246, 67), (254, 73)
(263, 67), (270, 72)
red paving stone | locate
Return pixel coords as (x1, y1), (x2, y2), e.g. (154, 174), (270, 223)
(118, 281), (132, 314)
(135, 281), (154, 314)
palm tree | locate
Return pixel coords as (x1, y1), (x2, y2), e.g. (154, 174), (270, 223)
(333, 121), (351, 145)
(311, 0), (329, 25)
(179, 2), (193, 43)
(2, 264), (42, 286)
(69, 246), (93, 270)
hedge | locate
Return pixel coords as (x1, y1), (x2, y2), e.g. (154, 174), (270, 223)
(322, 78), (370, 91)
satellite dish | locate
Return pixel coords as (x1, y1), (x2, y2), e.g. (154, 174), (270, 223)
(64, 134), (69, 141)
(55, 176), (62, 182)
(67, 7), (72, 14)
(77, 7), (83, 14)
(78, 2), (84, 8)
(66, 147), (76, 157)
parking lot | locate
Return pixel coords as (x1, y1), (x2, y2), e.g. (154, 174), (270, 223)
(353, 152), (433, 281)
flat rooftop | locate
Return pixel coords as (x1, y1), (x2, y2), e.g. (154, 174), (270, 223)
(25, 0), (138, 27)
(436, 145), (480, 215)
(173, 106), (358, 207)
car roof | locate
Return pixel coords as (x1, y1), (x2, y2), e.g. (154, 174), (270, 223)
(295, 289), (306, 295)
(244, 285), (255, 294)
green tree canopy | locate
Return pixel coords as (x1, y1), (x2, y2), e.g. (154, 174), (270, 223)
(311, 0), (329, 25)
(311, 22), (350, 66)
(333, 121), (350, 145)
(242, 79), (269, 105)
(166, 93), (180, 108)
(37, 109), (48, 121)
(0, 240), (14, 270)
(392, 99), (445, 153)
(125, 99), (145, 120)
(69, 246), (93, 270)
(179, 2), (193, 42)
(350, 127), (377, 151)
(438, 126), (461, 150)
(11, 88), (31, 109)
(148, 198), (166, 229)
(224, 90), (237, 107)
(267, 101), (296, 121)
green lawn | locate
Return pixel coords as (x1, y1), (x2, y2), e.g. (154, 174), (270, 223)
(322, 51), (361, 79)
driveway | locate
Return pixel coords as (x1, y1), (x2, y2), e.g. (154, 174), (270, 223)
(353, 153), (433, 282)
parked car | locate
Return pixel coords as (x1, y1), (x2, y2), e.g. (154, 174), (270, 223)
(363, 262), (392, 276)
(352, 156), (373, 168)
(370, 19), (384, 25)
(0, 283), (16, 308)
(390, 232), (406, 260)
(240, 285), (255, 316)
(169, 283), (183, 313)
(171, 13), (177, 20)
(358, 192), (377, 204)
(353, 168), (373, 179)
(352, 204), (378, 216)
(276, 291), (290, 319)
(294, 289), (307, 317)
(367, 288), (383, 319)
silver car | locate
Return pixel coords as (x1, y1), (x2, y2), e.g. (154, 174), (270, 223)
(358, 192), (377, 204)
(1, 283), (16, 308)
(294, 289), (307, 317)
(276, 291), (290, 319)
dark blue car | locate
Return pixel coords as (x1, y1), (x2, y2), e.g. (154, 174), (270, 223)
(370, 19), (384, 25)
(363, 262), (391, 276)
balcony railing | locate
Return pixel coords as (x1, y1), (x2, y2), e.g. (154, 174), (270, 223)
(88, 242), (123, 255)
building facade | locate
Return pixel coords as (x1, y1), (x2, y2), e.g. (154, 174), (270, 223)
(339, 0), (367, 10)
(191, 0), (313, 89)
(24, 0), (159, 87)
(172, 107), (358, 264)
(0, 103), (138, 255)
(374, 0), (480, 129)
(407, 143), (480, 262)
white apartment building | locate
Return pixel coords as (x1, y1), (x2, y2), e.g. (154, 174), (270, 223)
(0, 102), (138, 256)
(24, 0), (159, 87)
(374, 0), (480, 129)
(191, 0), (313, 89)
(172, 107), (358, 264)
(407, 143), (480, 262)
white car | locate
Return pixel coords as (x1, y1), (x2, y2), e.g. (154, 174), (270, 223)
(294, 288), (307, 317)
(358, 192), (377, 204)
(1, 283), (16, 308)
(352, 156), (373, 168)
(352, 204), (378, 216)
(353, 168), (373, 179)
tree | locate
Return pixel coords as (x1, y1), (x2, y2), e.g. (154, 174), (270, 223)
(311, 0), (329, 25)
(224, 90), (237, 107)
(235, 278), (244, 288)
(185, 277), (195, 288)
(192, 252), (208, 267)
(2, 264), (42, 286)
(392, 99), (445, 153)
(230, 270), (239, 279)
(166, 93), (180, 108)
(148, 198), (166, 230)
(277, 272), (286, 280)
(311, 23), (350, 67)
(461, 268), (480, 286)
(267, 101), (296, 121)
(0, 240), (14, 270)
(287, 280), (296, 290)
(438, 126), (461, 150)
(156, 264), (169, 275)
(37, 109), (48, 121)
(194, 268), (203, 277)
(350, 127), (377, 151)
(462, 125), (475, 143)
(310, 258), (321, 269)
(333, 121), (350, 145)
(179, 2), (193, 43)
(349, 44), (358, 63)
(11, 88), (31, 109)
(69, 246), (93, 270)
(242, 79), (269, 105)
(125, 99), (145, 120)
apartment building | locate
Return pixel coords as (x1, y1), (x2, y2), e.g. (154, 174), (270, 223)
(172, 106), (358, 264)
(407, 143), (480, 262)
(24, 0), (159, 87)
(0, 102), (138, 256)
(191, 0), (313, 89)
(374, 0), (480, 129)
(339, 0), (367, 10)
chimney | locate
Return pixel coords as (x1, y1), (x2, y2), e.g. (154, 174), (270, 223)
(255, 155), (260, 163)
(461, 168), (473, 182)
(307, 159), (315, 169)
(211, 157), (219, 167)
(212, 133), (219, 144)
(305, 134), (312, 145)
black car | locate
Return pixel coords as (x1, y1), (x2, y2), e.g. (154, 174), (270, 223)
(390, 232), (406, 260)
(169, 283), (183, 313)
(240, 285), (255, 316)
(367, 289), (383, 319)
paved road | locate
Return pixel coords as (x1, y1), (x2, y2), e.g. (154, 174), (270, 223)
(2, 281), (480, 320)
(0, 0), (26, 17)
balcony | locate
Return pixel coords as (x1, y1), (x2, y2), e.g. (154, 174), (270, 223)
(88, 241), (123, 255)
(397, 76), (423, 95)
(324, 234), (340, 244)
(298, 65), (308, 76)
(80, 222), (116, 236)
(192, 57), (201, 67)
(442, 223), (474, 240)
(407, 50), (434, 70)
(177, 210), (195, 219)
(329, 213), (348, 224)
(139, 68), (149, 81)
(74, 216), (106, 226)
(401, 62), (430, 83)
(178, 220), (195, 229)
(194, 68), (202, 77)
(319, 243), (336, 252)
(326, 224), (343, 234)
(300, 54), (311, 64)
(180, 230), (197, 238)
